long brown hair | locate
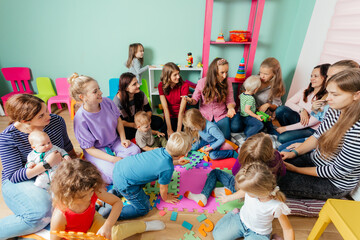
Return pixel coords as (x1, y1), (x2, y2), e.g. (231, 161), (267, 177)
(183, 108), (206, 141)
(51, 158), (104, 211)
(202, 58), (228, 103)
(303, 64), (330, 102)
(160, 62), (184, 95)
(260, 58), (285, 101)
(318, 69), (360, 157)
(5, 94), (44, 124)
(126, 43), (144, 68)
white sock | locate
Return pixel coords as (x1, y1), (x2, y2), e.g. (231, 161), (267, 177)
(145, 220), (165, 231)
(212, 187), (232, 197)
(184, 191), (207, 207)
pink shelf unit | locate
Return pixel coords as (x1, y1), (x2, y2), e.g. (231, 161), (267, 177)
(202, 0), (265, 78)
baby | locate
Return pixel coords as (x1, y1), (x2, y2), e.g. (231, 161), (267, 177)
(134, 111), (167, 151)
(26, 130), (71, 189)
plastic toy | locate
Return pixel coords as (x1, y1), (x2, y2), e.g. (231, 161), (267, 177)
(196, 213), (207, 223)
(198, 219), (214, 237)
(256, 111), (270, 122)
(159, 210), (166, 216)
(196, 62), (203, 68)
(229, 30), (251, 42)
(183, 231), (201, 240)
(182, 221), (193, 230)
(235, 58), (246, 82)
(170, 211), (178, 221)
(215, 31), (225, 42)
(187, 52), (193, 68)
(51, 231), (107, 240)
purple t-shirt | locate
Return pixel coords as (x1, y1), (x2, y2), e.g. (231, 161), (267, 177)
(74, 97), (121, 149)
(232, 151), (286, 178)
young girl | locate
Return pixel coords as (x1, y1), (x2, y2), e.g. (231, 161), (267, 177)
(69, 73), (140, 184)
(213, 162), (294, 240)
(50, 159), (165, 240)
(185, 133), (285, 207)
(183, 108), (237, 160)
(126, 43), (154, 84)
(158, 62), (189, 136)
(186, 58), (236, 140)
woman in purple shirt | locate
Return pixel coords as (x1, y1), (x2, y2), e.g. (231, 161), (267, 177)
(185, 58), (236, 139)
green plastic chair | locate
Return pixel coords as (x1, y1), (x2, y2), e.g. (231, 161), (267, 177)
(34, 77), (56, 104)
(140, 78), (151, 106)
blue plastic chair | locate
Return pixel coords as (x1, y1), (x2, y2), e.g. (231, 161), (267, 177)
(108, 78), (119, 100)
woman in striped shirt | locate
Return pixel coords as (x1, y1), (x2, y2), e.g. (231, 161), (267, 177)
(0, 94), (76, 239)
(278, 69), (360, 200)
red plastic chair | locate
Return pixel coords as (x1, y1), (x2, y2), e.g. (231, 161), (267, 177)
(47, 78), (71, 115)
(1, 67), (33, 111)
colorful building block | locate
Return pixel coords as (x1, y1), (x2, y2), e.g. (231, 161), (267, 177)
(196, 213), (207, 222)
(182, 221), (193, 230)
(183, 231), (201, 240)
(159, 210), (166, 216)
(170, 211), (178, 221)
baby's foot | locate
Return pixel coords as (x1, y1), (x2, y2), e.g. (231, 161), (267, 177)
(211, 187), (232, 197)
(145, 220), (165, 231)
(184, 191), (207, 207)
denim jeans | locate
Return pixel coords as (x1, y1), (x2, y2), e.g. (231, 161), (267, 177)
(116, 185), (151, 220)
(230, 112), (243, 133)
(239, 115), (264, 138)
(277, 153), (350, 200)
(278, 138), (307, 152)
(192, 139), (234, 160)
(275, 106), (299, 126)
(277, 128), (315, 144)
(201, 169), (236, 199)
(213, 117), (231, 140)
(213, 211), (270, 240)
(0, 179), (52, 239)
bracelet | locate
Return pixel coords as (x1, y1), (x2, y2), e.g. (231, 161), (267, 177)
(290, 149), (299, 157)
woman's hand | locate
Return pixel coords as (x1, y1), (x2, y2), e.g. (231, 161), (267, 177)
(280, 151), (296, 160)
(311, 100), (326, 113)
(111, 156), (123, 163)
(283, 161), (298, 173)
(258, 103), (270, 113)
(46, 151), (62, 167)
(300, 110), (310, 126)
(276, 126), (286, 134)
(121, 139), (131, 148)
(63, 155), (72, 161)
(286, 142), (302, 150)
(97, 223), (112, 240)
(227, 108), (236, 118)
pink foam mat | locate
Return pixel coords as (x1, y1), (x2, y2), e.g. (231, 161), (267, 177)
(156, 166), (219, 213)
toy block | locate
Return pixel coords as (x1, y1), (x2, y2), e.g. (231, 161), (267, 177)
(159, 210), (166, 216)
(170, 211), (178, 221)
(203, 162), (209, 167)
(196, 213), (207, 222)
(51, 230), (106, 240)
(216, 198), (244, 214)
(198, 219), (214, 237)
(182, 221), (193, 230)
(183, 231), (201, 240)
(178, 195), (183, 200)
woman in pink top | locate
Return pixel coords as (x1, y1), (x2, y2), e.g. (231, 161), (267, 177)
(185, 58), (236, 140)
(275, 64), (330, 143)
(158, 62), (189, 137)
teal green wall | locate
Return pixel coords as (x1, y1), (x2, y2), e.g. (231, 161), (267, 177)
(0, 0), (315, 101)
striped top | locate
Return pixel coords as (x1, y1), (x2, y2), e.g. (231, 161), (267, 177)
(311, 108), (360, 191)
(0, 114), (73, 183)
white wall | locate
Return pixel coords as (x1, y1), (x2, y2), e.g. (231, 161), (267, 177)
(287, 0), (337, 99)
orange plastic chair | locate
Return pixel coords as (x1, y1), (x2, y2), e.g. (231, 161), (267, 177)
(1, 67), (33, 112)
(34, 77), (56, 104)
(47, 78), (71, 115)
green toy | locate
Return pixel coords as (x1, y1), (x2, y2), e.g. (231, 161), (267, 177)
(256, 111), (270, 122)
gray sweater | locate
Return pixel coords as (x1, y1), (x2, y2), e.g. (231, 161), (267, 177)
(129, 58), (149, 84)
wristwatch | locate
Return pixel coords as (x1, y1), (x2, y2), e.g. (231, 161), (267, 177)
(43, 161), (52, 170)
(299, 108), (304, 114)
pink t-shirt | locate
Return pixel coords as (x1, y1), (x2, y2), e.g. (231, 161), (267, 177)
(158, 82), (189, 118)
(192, 77), (235, 122)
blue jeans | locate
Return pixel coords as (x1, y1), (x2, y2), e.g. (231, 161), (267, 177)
(201, 169), (236, 199)
(0, 179), (52, 239)
(277, 128), (315, 144)
(275, 106), (299, 126)
(278, 138), (307, 152)
(213, 211), (270, 240)
(116, 185), (151, 220)
(192, 139), (234, 160)
(214, 117), (231, 140)
(233, 113), (264, 138)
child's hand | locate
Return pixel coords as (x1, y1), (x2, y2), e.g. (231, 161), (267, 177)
(149, 65), (157, 68)
(27, 162), (36, 169)
(182, 96), (193, 104)
(156, 131), (165, 137)
(164, 193), (179, 204)
(167, 129), (174, 137)
(256, 115), (263, 121)
(97, 223), (112, 240)
(203, 146), (213, 152)
(63, 155), (71, 161)
(217, 193), (230, 204)
(177, 157), (190, 165)
(121, 139), (131, 148)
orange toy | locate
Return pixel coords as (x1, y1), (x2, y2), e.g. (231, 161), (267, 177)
(229, 30), (251, 42)
(51, 230), (107, 240)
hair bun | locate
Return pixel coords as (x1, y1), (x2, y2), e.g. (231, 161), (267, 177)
(68, 72), (79, 84)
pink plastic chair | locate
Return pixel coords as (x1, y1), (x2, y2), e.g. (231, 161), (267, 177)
(47, 78), (71, 115)
(1, 67), (33, 111)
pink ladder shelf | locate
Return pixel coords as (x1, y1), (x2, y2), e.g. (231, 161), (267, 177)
(202, 0), (265, 78)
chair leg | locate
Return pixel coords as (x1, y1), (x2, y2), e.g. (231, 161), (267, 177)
(56, 103), (62, 110)
(308, 210), (331, 240)
(47, 102), (52, 114)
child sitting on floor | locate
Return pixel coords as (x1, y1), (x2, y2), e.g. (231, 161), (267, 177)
(213, 162), (294, 240)
(26, 130), (71, 189)
(112, 132), (191, 219)
(50, 159), (165, 240)
(134, 111), (167, 151)
(183, 108), (238, 160)
(185, 133), (285, 207)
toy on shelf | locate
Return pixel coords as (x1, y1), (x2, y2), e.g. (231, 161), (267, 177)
(229, 30), (251, 42)
(197, 62), (203, 68)
(51, 231), (107, 240)
(187, 52), (193, 68)
(256, 111), (270, 122)
(215, 31), (225, 42)
(234, 58), (246, 82)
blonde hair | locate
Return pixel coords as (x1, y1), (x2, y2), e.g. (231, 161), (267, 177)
(183, 108), (206, 140)
(332, 59), (359, 69)
(28, 130), (49, 146)
(203, 58), (229, 103)
(260, 58), (285, 101)
(318, 69), (360, 157)
(68, 72), (97, 101)
(243, 75), (261, 93)
(235, 162), (286, 202)
(134, 111), (150, 127)
(126, 43), (144, 68)
(5, 94), (44, 124)
(166, 132), (192, 157)
(160, 62), (184, 95)
(51, 158), (104, 210)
